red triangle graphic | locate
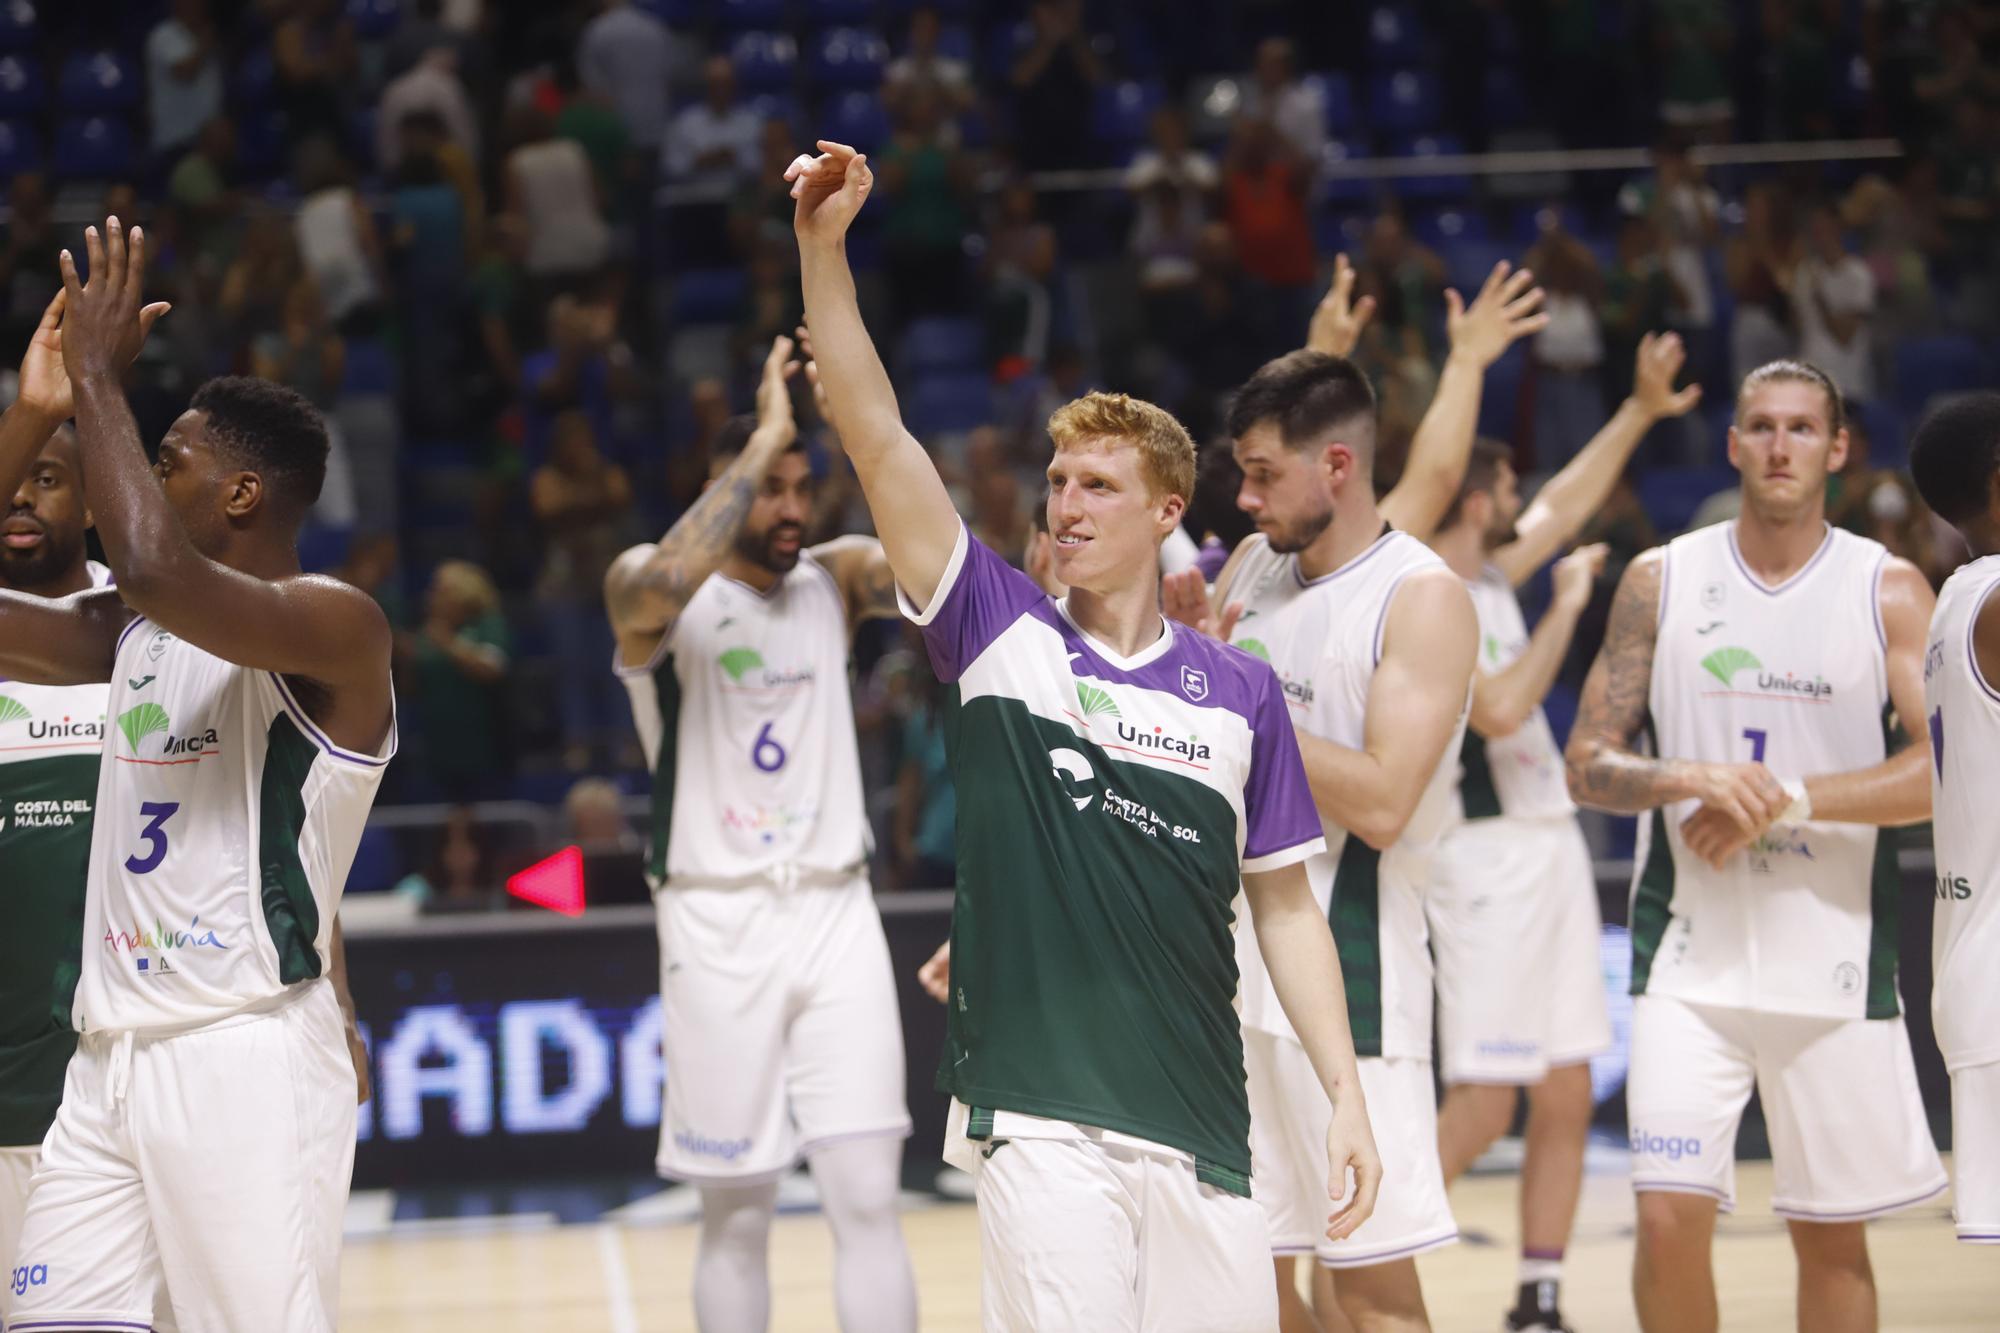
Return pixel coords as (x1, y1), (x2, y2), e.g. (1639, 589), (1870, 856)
(507, 845), (586, 917)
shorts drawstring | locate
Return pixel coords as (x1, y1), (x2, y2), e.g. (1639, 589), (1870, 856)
(105, 1030), (135, 1107)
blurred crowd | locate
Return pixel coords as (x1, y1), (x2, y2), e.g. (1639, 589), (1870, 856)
(5, 0), (1998, 898)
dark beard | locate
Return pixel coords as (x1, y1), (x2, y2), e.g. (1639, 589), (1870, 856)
(1482, 518), (1520, 550)
(1264, 504), (1335, 554)
(0, 531), (83, 590)
(735, 525), (803, 573)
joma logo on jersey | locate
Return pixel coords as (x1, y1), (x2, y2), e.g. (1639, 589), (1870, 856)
(1925, 640), (1947, 682)
(1936, 874), (1973, 901)
(1112, 721), (1211, 764)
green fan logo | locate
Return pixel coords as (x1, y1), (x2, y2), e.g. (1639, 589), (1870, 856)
(717, 647), (765, 683)
(1236, 638), (1271, 662)
(1075, 682), (1120, 719)
(0, 696), (27, 725)
(1700, 646), (1762, 686)
(117, 702), (171, 750)
(1484, 634), (1503, 663)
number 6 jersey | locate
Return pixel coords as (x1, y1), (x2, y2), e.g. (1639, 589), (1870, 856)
(73, 617), (394, 1034)
(618, 552), (868, 889)
(1633, 522), (1899, 1020)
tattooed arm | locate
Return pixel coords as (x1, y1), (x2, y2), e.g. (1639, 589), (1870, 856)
(1563, 549), (1789, 835)
(604, 337), (798, 665)
(810, 534), (902, 634)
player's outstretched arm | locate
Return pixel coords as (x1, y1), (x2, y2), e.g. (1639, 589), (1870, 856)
(1471, 543), (1606, 737)
(1490, 332), (1703, 586)
(1379, 262), (1548, 541)
(1564, 551), (1787, 836)
(60, 219), (391, 746)
(791, 141), (959, 612)
(1242, 861), (1380, 1241)
(1682, 559), (1936, 865)
(605, 336), (800, 658)
(1293, 568), (1477, 849)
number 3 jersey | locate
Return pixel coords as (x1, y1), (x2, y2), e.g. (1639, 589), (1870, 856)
(618, 552), (868, 889)
(1922, 554), (2000, 1072)
(74, 617), (394, 1035)
(1635, 522), (1899, 1020)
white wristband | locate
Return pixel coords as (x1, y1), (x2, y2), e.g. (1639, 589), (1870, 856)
(1779, 778), (1812, 824)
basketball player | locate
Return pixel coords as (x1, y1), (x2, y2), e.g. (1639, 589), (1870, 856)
(1425, 333), (1703, 1333)
(1566, 360), (1946, 1333)
(1906, 391), (2000, 1245)
(605, 334), (918, 1332)
(792, 139), (1379, 1332)
(0, 219), (394, 1333)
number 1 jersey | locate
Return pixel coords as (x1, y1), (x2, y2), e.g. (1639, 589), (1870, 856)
(618, 553), (869, 889)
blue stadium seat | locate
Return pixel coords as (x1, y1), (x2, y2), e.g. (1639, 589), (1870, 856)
(1483, 67), (1530, 129)
(0, 2), (35, 50)
(637, 0), (706, 22)
(744, 91), (802, 130)
(824, 88), (888, 150)
(1896, 334), (1987, 414)
(1442, 237), (1517, 299)
(672, 268), (748, 323)
(234, 107), (285, 178)
(0, 118), (39, 175)
(1639, 467), (1738, 536)
(1858, 398), (1908, 469)
(985, 19), (1034, 80)
(1320, 138), (1369, 206)
(899, 316), (984, 375)
(0, 54), (42, 116)
(1312, 210), (1369, 257)
(717, 0), (788, 30)
(884, 0), (973, 16)
(1091, 79), (1164, 148)
(1478, 342), (1527, 438)
(231, 46), (276, 108)
(807, 0), (873, 24)
(1395, 134), (1469, 200)
(59, 51), (139, 113)
(1512, 201), (1581, 245)
(904, 370), (993, 435)
(929, 23), (975, 64)
(1412, 206), (1489, 251)
(1299, 71), (1356, 135)
(1367, 68), (1440, 134)
(52, 116), (134, 179)
(344, 825), (401, 894)
(346, 0), (401, 40)
(811, 26), (890, 88)
(1367, 6), (1426, 64)
(729, 31), (799, 92)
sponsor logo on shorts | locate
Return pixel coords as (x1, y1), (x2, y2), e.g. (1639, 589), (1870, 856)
(674, 1131), (754, 1162)
(1936, 873), (1973, 901)
(1833, 962), (1862, 997)
(1476, 1037), (1543, 1059)
(11, 1263), (47, 1295)
(1630, 1129), (1703, 1161)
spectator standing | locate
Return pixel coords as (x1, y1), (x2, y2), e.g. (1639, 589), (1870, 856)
(219, 211), (305, 353)
(293, 140), (387, 335)
(1601, 216), (1675, 404)
(403, 560), (514, 802)
(376, 47), (481, 176)
(662, 56), (762, 185)
(523, 294), (623, 468)
(251, 278), (346, 410)
(1241, 37), (1325, 170)
(877, 86), (974, 321)
(273, 0), (358, 150)
(0, 174), (56, 353)
(885, 4), (975, 117)
(531, 410), (635, 771)
(576, 0), (672, 156)
(1008, 0), (1105, 172)
(1653, 0), (1734, 140)
(1620, 140), (1721, 377)
(730, 119), (808, 262)
(167, 117), (240, 277)
(505, 107), (611, 292)
(1527, 226), (1608, 466)
(1793, 204), (1878, 408)
(1725, 180), (1800, 383)
(1222, 115), (1316, 348)
(146, 0), (224, 160)
(982, 178), (1061, 371)
(1125, 105), (1219, 232)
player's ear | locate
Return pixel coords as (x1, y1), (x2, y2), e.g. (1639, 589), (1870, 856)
(1725, 424), (1741, 471)
(224, 472), (262, 520)
(1827, 426), (1850, 475)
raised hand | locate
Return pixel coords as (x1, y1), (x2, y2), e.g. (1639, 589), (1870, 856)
(1162, 568), (1242, 642)
(752, 333), (801, 444)
(1444, 260), (1549, 370)
(1630, 330), (1704, 421)
(22, 284), (168, 424)
(1307, 254), (1376, 359)
(787, 141), (874, 247)
(57, 217), (163, 386)
(1551, 543), (1609, 615)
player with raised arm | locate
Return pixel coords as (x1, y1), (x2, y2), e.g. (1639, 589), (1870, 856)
(1423, 333), (1703, 1333)
(1565, 360), (1945, 1333)
(603, 334), (918, 1333)
(791, 139), (1379, 1332)
(1167, 343), (1481, 1333)
(2, 218), (394, 1333)
(1907, 392), (2000, 1246)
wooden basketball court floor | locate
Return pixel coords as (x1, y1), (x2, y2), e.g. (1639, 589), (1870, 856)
(341, 1149), (1994, 1331)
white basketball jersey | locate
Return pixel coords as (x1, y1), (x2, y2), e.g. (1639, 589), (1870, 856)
(1635, 522), (1899, 1020)
(1922, 555), (2000, 1071)
(1456, 565), (1576, 822)
(619, 554), (868, 888)
(1224, 528), (1466, 1060)
(75, 617), (395, 1034)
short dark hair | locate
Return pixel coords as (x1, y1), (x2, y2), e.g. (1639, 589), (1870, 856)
(1737, 359), (1846, 436)
(1438, 438), (1513, 531)
(1910, 392), (2000, 527)
(188, 376), (328, 514)
(1226, 350), (1378, 464)
(708, 414), (805, 471)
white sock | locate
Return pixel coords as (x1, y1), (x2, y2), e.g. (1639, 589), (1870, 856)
(1520, 1255), (1564, 1285)
(694, 1181), (778, 1333)
(807, 1135), (919, 1333)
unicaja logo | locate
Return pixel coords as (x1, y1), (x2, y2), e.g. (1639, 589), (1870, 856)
(1699, 646), (1761, 686)
(1075, 682), (1120, 719)
(1113, 721), (1211, 763)
(117, 702), (170, 749)
(717, 647), (763, 683)
(0, 696), (26, 725)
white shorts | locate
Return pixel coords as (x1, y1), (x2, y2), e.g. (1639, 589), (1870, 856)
(5, 979), (354, 1333)
(1430, 816), (1612, 1085)
(656, 875), (911, 1184)
(1949, 1060), (2000, 1242)
(1244, 1028), (1457, 1268)
(0, 1143), (33, 1281)
(1627, 994), (1948, 1220)
(970, 1131), (1276, 1333)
